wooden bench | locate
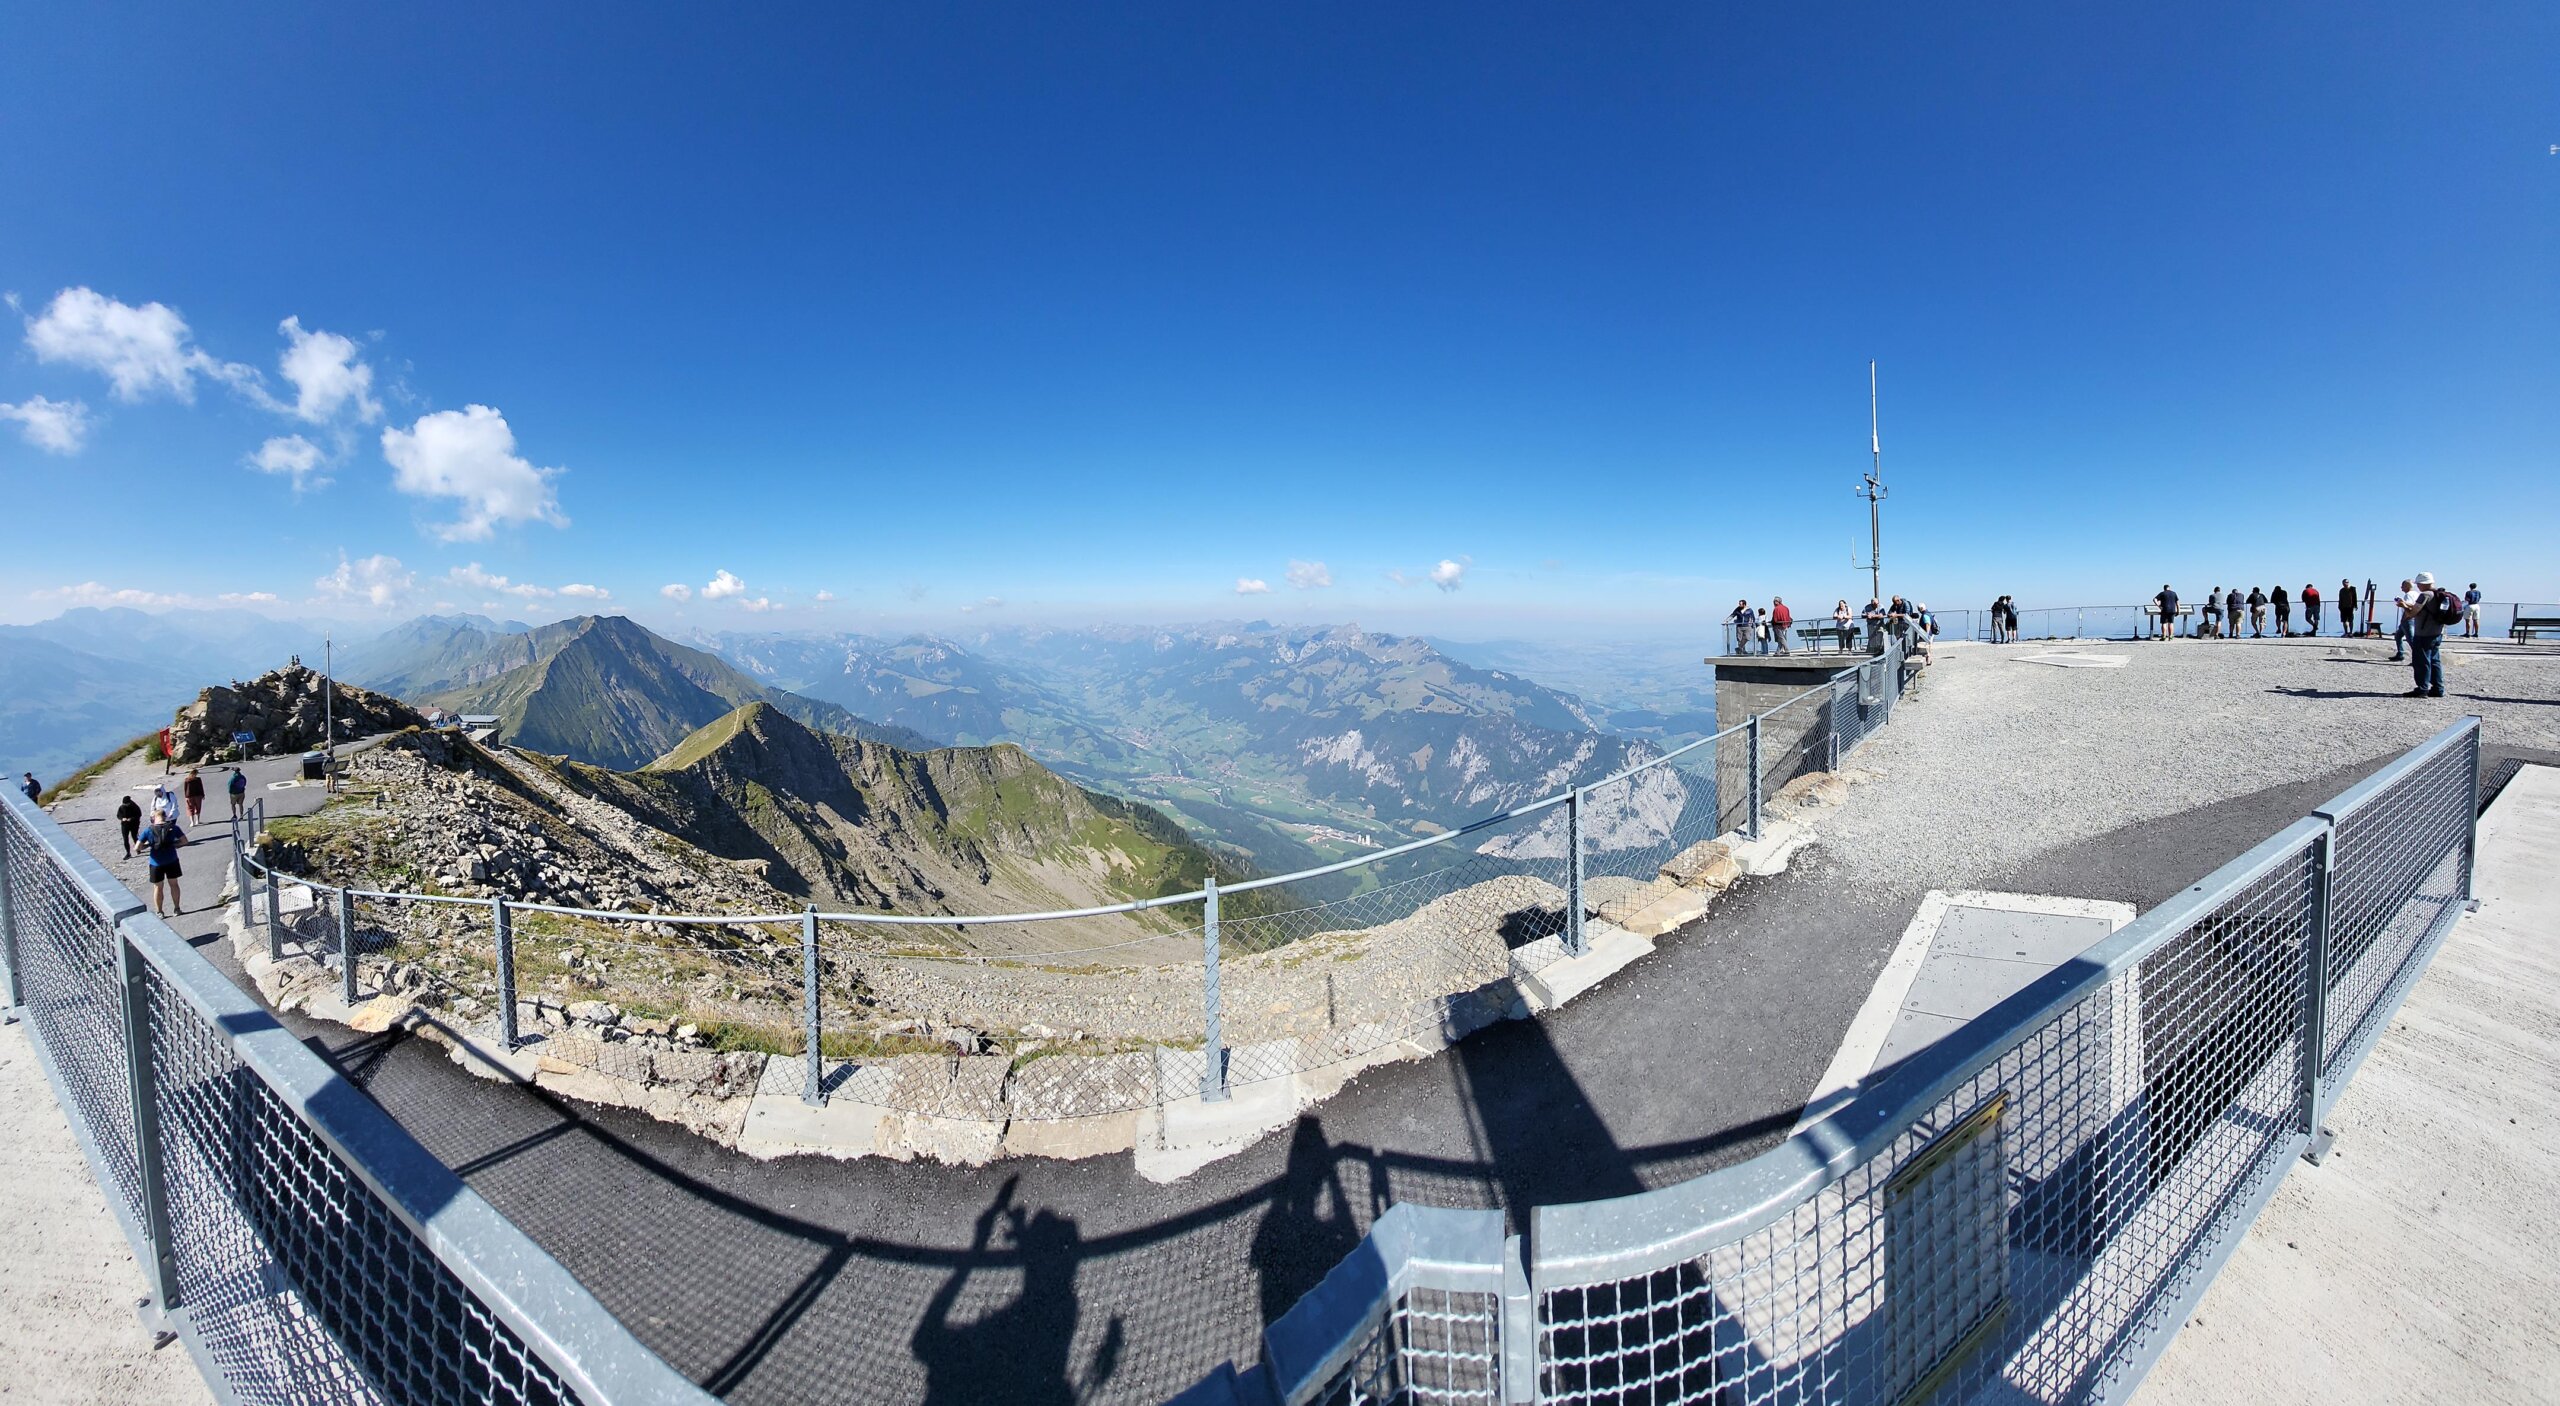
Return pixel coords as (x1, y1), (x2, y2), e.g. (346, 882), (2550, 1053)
(2513, 613), (2560, 643)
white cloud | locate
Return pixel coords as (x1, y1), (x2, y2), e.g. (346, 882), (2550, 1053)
(812, 589), (837, 603)
(740, 597), (778, 612)
(959, 595), (1004, 614)
(447, 562), (553, 600)
(276, 316), (381, 424)
(659, 583), (693, 602)
(0, 395), (92, 454)
(701, 570), (747, 600)
(559, 583), (611, 600)
(314, 551), (415, 609)
(218, 591), (281, 605)
(1430, 558), (1467, 591)
(22, 287), (266, 404)
(247, 434), (328, 490)
(1285, 560), (1332, 590)
(1234, 577), (1273, 595)
(380, 405), (568, 541)
(32, 582), (184, 608)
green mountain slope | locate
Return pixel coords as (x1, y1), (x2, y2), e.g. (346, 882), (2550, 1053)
(424, 615), (931, 770)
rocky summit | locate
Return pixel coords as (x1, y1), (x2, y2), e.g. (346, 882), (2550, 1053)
(169, 664), (425, 763)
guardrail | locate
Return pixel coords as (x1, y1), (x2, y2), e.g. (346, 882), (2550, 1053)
(219, 639), (1914, 1129)
(1212, 715), (2481, 1406)
(0, 787), (716, 1405)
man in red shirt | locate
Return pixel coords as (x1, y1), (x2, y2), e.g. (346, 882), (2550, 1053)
(1769, 597), (1794, 655)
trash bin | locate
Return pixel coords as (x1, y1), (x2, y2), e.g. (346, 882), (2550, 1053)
(301, 751), (327, 782)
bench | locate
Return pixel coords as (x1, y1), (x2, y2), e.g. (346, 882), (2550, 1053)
(2514, 612), (2560, 643)
(1795, 622), (1862, 653)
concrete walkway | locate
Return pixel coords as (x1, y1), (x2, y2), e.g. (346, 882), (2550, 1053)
(0, 1021), (214, 1405)
(2140, 764), (2560, 1404)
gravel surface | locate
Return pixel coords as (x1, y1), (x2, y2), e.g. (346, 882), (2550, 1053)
(1822, 638), (2560, 896)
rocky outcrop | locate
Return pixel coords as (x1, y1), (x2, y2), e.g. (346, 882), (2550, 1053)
(170, 665), (426, 762)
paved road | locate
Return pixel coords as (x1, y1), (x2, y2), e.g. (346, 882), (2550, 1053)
(41, 726), (2510, 1404)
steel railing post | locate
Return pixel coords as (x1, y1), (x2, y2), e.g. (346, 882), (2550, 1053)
(264, 846), (282, 962)
(2462, 719), (2482, 903)
(338, 888), (358, 1009)
(0, 811), (20, 1011)
(2299, 826), (2335, 1162)
(1200, 874), (1228, 1103)
(493, 896), (519, 1050)
(1563, 790), (1587, 957)
(1746, 714), (1764, 842)
(116, 929), (182, 1313)
(801, 906), (823, 1107)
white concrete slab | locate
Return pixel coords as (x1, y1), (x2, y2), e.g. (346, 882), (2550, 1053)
(2139, 764), (2560, 1404)
(1518, 923), (1654, 1011)
(2015, 652), (2129, 668)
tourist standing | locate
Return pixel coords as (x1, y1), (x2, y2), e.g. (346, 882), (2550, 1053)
(137, 812), (187, 916)
(2465, 583), (2484, 638)
(2337, 579), (2359, 637)
(227, 766), (247, 821)
(2224, 590), (2242, 637)
(17, 772), (37, 804)
(1768, 597), (1793, 655)
(1728, 599), (1755, 656)
(182, 767), (206, 824)
(1831, 599), (1853, 650)
(2271, 584), (2292, 637)
(2301, 582), (2321, 636)
(2407, 572), (2452, 698)
(2153, 584), (2179, 640)
(115, 794), (142, 857)
(2246, 587), (2268, 637)
(2203, 587), (2223, 638)
(2390, 579), (2417, 661)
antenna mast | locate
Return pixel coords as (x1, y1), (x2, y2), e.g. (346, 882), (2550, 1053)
(1853, 360), (1888, 603)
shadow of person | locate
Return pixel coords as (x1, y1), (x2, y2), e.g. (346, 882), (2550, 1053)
(913, 1175), (1095, 1406)
(1249, 1117), (1365, 1325)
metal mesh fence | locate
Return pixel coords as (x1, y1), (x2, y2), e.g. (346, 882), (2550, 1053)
(1305, 1284), (1504, 1406)
(2318, 736), (2473, 1091)
(145, 964), (580, 1406)
(1, 804), (144, 1232)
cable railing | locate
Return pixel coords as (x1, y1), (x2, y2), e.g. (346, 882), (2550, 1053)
(1221, 715), (2482, 1406)
(220, 639), (1916, 1129)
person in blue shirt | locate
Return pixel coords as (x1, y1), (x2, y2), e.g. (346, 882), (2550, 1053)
(2464, 583), (2484, 638)
(137, 815), (188, 916)
(226, 766), (248, 822)
(18, 773), (37, 804)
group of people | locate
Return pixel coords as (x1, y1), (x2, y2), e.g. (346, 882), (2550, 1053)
(2146, 575), (2477, 699)
(11, 761), (255, 918)
(1985, 596), (2022, 642)
(1726, 594), (1940, 656)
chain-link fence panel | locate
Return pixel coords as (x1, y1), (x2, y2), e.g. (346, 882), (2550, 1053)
(1, 802), (144, 1231)
(1530, 831), (2322, 1406)
(2318, 728), (2473, 1091)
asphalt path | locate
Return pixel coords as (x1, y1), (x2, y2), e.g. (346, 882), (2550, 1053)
(42, 724), (2534, 1404)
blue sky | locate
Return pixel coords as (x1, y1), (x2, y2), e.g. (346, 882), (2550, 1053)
(0, 2), (2551, 638)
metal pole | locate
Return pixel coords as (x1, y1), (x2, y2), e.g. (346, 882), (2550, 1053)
(2299, 826), (2335, 1163)
(338, 888), (358, 1008)
(324, 634), (333, 794)
(1199, 874), (1228, 1103)
(801, 906), (823, 1107)
(493, 896), (519, 1050)
(2462, 719), (2482, 904)
(1746, 714), (1764, 842)
(1563, 790), (1586, 957)
(117, 929), (182, 1313)
(264, 840), (282, 962)
(0, 809), (20, 1011)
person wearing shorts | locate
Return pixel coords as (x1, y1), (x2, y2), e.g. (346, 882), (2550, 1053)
(138, 816), (187, 916)
(2247, 587), (2268, 637)
(2153, 585), (2179, 640)
(227, 766), (248, 821)
(2465, 584), (2483, 638)
(2337, 580), (2358, 637)
(2271, 584), (2291, 637)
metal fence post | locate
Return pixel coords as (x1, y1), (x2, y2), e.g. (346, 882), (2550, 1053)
(2298, 826), (2335, 1163)
(493, 895), (519, 1050)
(338, 888), (358, 1008)
(1746, 714), (1764, 842)
(1563, 789), (1587, 957)
(116, 930), (182, 1314)
(1200, 874), (1228, 1103)
(801, 906), (823, 1107)
(2462, 718), (2482, 903)
(264, 846), (282, 962)
(0, 813), (19, 1011)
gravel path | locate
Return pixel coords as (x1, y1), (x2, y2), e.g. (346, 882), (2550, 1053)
(1823, 639), (2560, 897)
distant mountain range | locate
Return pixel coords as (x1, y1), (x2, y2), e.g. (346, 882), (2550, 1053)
(0, 606), (335, 781)
(705, 621), (1660, 871)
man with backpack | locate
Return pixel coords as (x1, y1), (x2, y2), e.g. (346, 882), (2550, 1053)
(2406, 571), (2459, 699)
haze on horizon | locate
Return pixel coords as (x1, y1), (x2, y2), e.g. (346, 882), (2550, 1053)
(1, 2), (2552, 636)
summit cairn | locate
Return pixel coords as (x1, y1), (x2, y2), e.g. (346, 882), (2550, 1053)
(169, 664), (427, 762)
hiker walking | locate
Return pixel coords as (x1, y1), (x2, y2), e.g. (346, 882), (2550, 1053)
(1768, 597), (1793, 655)
(2337, 579), (2359, 637)
(137, 811), (187, 916)
(115, 794), (142, 858)
(182, 766), (206, 824)
(2407, 572), (2455, 698)
(227, 766), (248, 821)
(2390, 579), (2417, 661)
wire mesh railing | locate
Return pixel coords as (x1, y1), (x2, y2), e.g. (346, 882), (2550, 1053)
(213, 640), (1915, 1132)
(1216, 716), (2480, 1406)
(0, 788), (715, 1406)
